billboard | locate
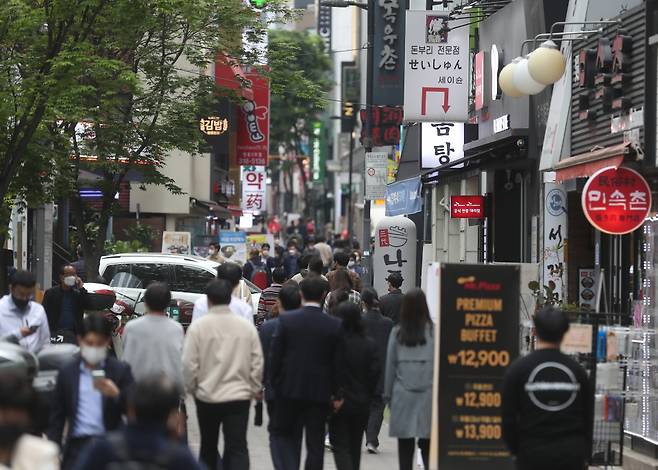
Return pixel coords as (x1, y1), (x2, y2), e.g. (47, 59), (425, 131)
(237, 70), (270, 166)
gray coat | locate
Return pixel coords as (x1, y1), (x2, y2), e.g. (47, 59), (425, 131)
(384, 324), (434, 438)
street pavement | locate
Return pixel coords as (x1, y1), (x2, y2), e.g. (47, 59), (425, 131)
(186, 397), (400, 469)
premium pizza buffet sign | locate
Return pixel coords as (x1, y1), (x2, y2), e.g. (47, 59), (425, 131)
(438, 264), (519, 470)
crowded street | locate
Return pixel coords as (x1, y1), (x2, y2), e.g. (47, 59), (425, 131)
(1, 0), (658, 469)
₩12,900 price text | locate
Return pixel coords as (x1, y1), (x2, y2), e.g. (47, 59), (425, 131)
(455, 391), (501, 408)
(447, 349), (510, 368)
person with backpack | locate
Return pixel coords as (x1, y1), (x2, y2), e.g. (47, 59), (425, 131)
(243, 249), (270, 290)
(73, 377), (202, 470)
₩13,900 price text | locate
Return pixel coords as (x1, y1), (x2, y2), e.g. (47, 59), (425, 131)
(447, 349), (510, 368)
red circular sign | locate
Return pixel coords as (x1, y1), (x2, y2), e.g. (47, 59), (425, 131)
(581, 166), (652, 235)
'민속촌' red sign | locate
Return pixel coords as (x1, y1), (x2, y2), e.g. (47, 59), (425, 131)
(581, 166), (651, 235)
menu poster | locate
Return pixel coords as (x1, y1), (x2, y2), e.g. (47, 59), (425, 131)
(438, 264), (519, 470)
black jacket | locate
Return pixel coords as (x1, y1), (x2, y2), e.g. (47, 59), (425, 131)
(270, 305), (342, 404)
(42, 286), (88, 335)
(379, 289), (403, 324)
(259, 317), (279, 402)
(48, 355), (134, 446)
(362, 309), (393, 394)
(334, 330), (380, 413)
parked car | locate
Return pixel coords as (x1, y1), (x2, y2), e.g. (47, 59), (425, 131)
(93, 253), (262, 315)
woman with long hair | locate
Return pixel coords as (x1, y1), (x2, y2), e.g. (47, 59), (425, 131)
(323, 269), (361, 314)
(330, 302), (380, 470)
(384, 288), (434, 470)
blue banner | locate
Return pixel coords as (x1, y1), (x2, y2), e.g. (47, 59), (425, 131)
(385, 176), (422, 216)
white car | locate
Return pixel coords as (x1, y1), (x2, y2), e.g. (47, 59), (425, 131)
(95, 253), (261, 315)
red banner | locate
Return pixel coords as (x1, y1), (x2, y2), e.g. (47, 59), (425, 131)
(451, 195), (485, 219)
(237, 70), (270, 166)
(474, 51), (484, 111)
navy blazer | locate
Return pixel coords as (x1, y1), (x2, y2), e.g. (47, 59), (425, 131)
(269, 305), (341, 404)
(47, 354), (134, 446)
(259, 317), (279, 402)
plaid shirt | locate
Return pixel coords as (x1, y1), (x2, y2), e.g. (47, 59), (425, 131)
(256, 283), (282, 328)
(323, 289), (361, 314)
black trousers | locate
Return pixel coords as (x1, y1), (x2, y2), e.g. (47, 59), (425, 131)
(62, 436), (93, 470)
(195, 399), (250, 470)
(272, 398), (329, 470)
(329, 408), (369, 470)
(365, 395), (385, 447)
(398, 438), (429, 470)
(266, 400), (287, 470)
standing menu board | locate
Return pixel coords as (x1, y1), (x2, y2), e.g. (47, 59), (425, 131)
(438, 264), (519, 470)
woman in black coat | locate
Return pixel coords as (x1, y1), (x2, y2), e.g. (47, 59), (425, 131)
(329, 302), (381, 470)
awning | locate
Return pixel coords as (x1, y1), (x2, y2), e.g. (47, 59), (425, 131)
(554, 142), (630, 182)
(191, 198), (232, 219)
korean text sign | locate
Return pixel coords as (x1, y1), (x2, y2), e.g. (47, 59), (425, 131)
(450, 195), (484, 219)
(241, 166), (267, 213)
(373, 0), (407, 105)
(365, 152), (389, 200)
(581, 166), (651, 235)
(404, 12), (469, 122)
(421, 122), (464, 169)
(438, 264), (519, 470)
(237, 70), (270, 166)
(360, 106), (403, 147)
(373, 216), (417, 294)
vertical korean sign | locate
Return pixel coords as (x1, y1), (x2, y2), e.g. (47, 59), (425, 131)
(311, 121), (326, 183)
(543, 183), (568, 302)
(404, 12), (469, 122)
(237, 70), (270, 166)
(241, 166), (267, 213)
(373, 0), (407, 105)
(421, 122), (464, 169)
(438, 264), (518, 470)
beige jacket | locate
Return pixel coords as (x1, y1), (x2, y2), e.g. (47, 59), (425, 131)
(183, 305), (263, 403)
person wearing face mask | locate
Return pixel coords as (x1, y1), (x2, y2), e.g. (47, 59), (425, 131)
(0, 270), (50, 353)
(0, 373), (59, 470)
(48, 313), (134, 469)
(43, 264), (88, 343)
(282, 241), (301, 279)
(206, 242), (225, 263)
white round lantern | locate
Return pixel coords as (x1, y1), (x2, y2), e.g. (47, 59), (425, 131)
(498, 59), (523, 98)
(528, 40), (566, 85)
(512, 56), (546, 95)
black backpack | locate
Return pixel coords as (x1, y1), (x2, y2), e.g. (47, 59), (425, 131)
(105, 432), (179, 470)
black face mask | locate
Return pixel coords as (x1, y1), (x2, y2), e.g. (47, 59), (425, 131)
(11, 296), (29, 310)
(0, 423), (26, 449)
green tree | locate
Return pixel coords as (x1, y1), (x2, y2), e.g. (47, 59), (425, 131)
(267, 29), (332, 213)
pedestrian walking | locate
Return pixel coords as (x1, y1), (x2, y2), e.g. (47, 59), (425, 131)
(282, 241), (301, 279)
(327, 251), (362, 293)
(260, 242), (280, 273)
(259, 282), (302, 470)
(183, 279), (263, 470)
(502, 306), (592, 470)
(313, 235), (334, 273)
(0, 270), (50, 353)
(243, 249), (270, 290)
(379, 273), (404, 324)
(43, 264), (88, 343)
(192, 262), (253, 323)
(269, 276), (341, 470)
(361, 288), (393, 454)
(207, 241), (226, 263)
(324, 269), (361, 314)
(384, 289), (434, 470)
(256, 267), (286, 327)
(329, 302), (380, 470)
(291, 255), (328, 284)
(48, 313), (134, 469)
(0, 372), (59, 470)
(73, 377), (202, 469)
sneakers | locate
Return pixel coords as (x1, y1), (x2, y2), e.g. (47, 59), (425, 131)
(366, 442), (378, 454)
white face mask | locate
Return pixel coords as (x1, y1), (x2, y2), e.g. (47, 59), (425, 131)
(81, 345), (107, 365)
(208, 249), (216, 255)
(63, 276), (76, 287)
(348, 260), (355, 268)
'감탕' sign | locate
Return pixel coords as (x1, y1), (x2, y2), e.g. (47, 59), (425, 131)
(581, 166), (651, 235)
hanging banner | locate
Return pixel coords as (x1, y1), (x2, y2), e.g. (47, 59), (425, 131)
(437, 263), (519, 470)
(241, 165), (267, 213)
(542, 183), (568, 302)
(237, 70), (270, 166)
(365, 152), (389, 200)
(311, 121), (326, 183)
(421, 122), (464, 169)
(404, 12), (470, 122)
(219, 230), (247, 264)
(373, 0), (407, 105)
(373, 216), (417, 295)
(385, 176), (422, 216)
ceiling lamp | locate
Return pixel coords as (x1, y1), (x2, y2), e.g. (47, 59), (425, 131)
(527, 39), (566, 85)
(498, 58), (523, 98)
(512, 56), (546, 95)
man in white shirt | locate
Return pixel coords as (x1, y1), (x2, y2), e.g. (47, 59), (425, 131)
(0, 270), (50, 353)
(192, 263), (253, 323)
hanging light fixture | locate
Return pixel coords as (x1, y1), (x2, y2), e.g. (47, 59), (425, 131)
(527, 39), (566, 85)
(512, 56), (545, 95)
(498, 58), (523, 97)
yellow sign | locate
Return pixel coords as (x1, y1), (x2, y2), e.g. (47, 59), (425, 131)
(199, 116), (229, 136)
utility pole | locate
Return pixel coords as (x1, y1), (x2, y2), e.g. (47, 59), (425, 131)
(361, 0), (374, 284)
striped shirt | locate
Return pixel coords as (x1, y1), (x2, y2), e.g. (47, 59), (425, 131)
(256, 283), (282, 328)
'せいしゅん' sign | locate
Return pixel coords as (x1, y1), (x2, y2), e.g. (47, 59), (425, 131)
(438, 264), (519, 470)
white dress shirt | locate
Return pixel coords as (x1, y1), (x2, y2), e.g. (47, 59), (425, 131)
(192, 295), (254, 323)
(0, 295), (51, 353)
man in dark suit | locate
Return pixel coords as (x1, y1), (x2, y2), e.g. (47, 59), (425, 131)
(48, 313), (134, 469)
(378, 272), (403, 324)
(361, 287), (394, 454)
(269, 276), (341, 470)
(43, 264), (88, 342)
